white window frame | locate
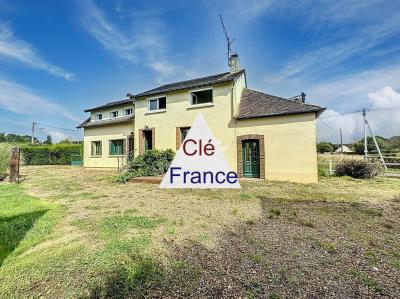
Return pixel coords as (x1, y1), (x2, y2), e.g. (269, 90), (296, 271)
(188, 87), (213, 106)
(111, 111), (119, 118)
(125, 108), (133, 116)
(95, 114), (103, 121)
(91, 141), (102, 156)
(147, 95), (166, 112)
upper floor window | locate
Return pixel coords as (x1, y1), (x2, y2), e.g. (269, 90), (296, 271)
(95, 114), (102, 121)
(125, 108), (133, 116)
(111, 111), (118, 118)
(148, 97), (166, 111)
(190, 89), (213, 105)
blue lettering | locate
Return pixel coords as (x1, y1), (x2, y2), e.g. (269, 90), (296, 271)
(170, 167), (182, 183)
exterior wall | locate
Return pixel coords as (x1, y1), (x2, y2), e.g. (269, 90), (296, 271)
(234, 113), (318, 183)
(134, 79), (318, 183)
(90, 104), (134, 122)
(134, 82), (238, 167)
(83, 122), (134, 168)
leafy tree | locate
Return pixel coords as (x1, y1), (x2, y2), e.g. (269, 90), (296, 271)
(317, 142), (334, 153)
(354, 136), (389, 155)
(43, 135), (53, 145)
(58, 138), (71, 144)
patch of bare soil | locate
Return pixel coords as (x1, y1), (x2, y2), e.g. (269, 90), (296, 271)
(154, 197), (400, 298)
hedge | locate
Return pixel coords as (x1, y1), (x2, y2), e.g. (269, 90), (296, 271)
(20, 144), (82, 165)
(335, 159), (382, 179)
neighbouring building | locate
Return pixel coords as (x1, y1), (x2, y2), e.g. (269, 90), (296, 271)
(78, 54), (325, 183)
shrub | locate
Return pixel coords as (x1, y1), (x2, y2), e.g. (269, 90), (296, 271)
(20, 144), (82, 165)
(0, 144), (11, 180)
(335, 160), (382, 179)
(116, 149), (175, 183)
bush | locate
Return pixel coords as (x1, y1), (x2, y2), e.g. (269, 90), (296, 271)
(0, 143), (11, 180)
(20, 144), (82, 165)
(116, 149), (175, 183)
(317, 142), (334, 153)
(335, 160), (382, 179)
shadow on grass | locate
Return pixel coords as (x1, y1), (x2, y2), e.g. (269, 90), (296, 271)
(0, 209), (48, 265)
(85, 197), (399, 298)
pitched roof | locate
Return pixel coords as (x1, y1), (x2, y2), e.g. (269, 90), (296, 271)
(236, 88), (325, 119)
(84, 98), (134, 113)
(134, 70), (245, 98)
(77, 115), (134, 129)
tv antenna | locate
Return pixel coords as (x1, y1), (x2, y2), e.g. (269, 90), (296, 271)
(219, 15), (235, 65)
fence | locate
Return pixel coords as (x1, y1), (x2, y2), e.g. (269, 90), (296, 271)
(318, 153), (400, 176)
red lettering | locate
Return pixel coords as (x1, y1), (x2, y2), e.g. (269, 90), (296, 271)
(183, 139), (197, 156)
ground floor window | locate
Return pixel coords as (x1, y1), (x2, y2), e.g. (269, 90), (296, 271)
(91, 141), (102, 156)
(180, 127), (190, 142)
(109, 139), (125, 155)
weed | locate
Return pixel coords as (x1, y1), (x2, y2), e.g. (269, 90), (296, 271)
(245, 219), (256, 225)
(269, 292), (282, 299)
(299, 218), (315, 228)
(249, 253), (263, 264)
(231, 208), (240, 216)
(364, 207), (383, 217)
(392, 194), (400, 203)
(239, 193), (252, 201)
(268, 208), (281, 219)
(350, 269), (385, 294)
(316, 240), (337, 253)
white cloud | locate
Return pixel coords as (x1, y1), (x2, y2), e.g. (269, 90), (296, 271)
(317, 86), (400, 143)
(78, 0), (177, 80)
(0, 22), (74, 80)
(0, 77), (81, 122)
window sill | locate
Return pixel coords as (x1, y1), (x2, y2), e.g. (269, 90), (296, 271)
(90, 155), (102, 158)
(145, 109), (166, 115)
(187, 103), (214, 110)
(108, 155), (126, 157)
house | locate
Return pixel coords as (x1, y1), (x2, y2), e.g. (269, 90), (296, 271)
(78, 54), (325, 183)
(334, 145), (354, 154)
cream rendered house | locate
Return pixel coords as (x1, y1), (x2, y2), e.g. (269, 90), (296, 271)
(79, 55), (325, 183)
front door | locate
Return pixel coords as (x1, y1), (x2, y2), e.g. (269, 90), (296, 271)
(242, 140), (260, 178)
(144, 130), (153, 150)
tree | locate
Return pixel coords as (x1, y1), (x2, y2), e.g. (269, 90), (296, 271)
(354, 136), (388, 155)
(43, 135), (53, 145)
(317, 142), (334, 153)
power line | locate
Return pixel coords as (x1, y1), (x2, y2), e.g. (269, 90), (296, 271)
(36, 122), (81, 131)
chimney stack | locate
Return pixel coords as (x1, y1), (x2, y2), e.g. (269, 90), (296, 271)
(229, 53), (240, 73)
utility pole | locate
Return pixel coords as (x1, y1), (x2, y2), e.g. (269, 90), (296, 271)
(365, 117), (387, 170)
(340, 128), (343, 154)
(31, 121), (36, 145)
(362, 109), (368, 161)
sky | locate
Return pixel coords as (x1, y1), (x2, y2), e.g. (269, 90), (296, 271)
(0, 0), (400, 143)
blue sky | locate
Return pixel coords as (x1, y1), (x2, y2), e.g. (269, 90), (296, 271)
(1, 0), (400, 143)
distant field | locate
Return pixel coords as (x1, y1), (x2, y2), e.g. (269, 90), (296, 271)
(0, 166), (399, 298)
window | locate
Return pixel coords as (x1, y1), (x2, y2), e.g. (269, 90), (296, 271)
(95, 114), (102, 121)
(180, 127), (190, 142)
(91, 141), (102, 156)
(125, 108), (133, 116)
(190, 89), (213, 105)
(111, 111), (119, 118)
(148, 97), (166, 111)
(109, 139), (125, 155)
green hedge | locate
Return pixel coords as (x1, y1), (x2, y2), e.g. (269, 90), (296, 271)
(20, 144), (82, 165)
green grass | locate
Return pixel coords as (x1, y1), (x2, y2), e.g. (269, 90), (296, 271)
(0, 166), (399, 297)
(350, 269), (385, 294)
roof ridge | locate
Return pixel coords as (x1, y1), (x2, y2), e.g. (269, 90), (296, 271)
(244, 88), (321, 108)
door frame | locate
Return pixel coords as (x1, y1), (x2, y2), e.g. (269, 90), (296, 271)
(139, 128), (155, 154)
(236, 134), (265, 179)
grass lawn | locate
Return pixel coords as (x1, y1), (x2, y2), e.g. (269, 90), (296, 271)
(0, 166), (399, 298)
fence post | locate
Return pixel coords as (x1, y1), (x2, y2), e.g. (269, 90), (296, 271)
(329, 160), (333, 175)
(9, 147), (20, 183)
